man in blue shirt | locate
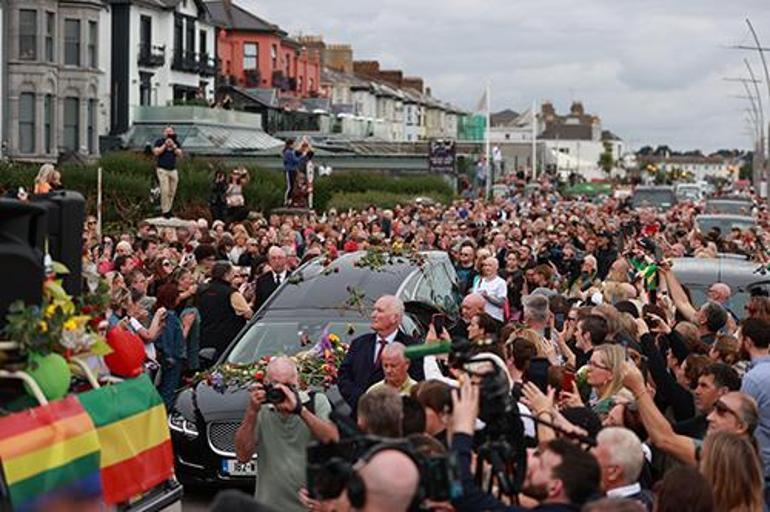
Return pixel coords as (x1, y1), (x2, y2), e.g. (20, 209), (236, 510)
(740, 317), (770, 504)
(152, 126), (183, 217)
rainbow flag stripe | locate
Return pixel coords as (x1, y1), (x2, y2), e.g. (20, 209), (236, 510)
(0, 396), (102, 511)
(77, 374), (174, 505)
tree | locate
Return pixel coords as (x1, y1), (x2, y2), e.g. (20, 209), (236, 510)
(598, 141), (614, 175)
(637, 145), (654, 156)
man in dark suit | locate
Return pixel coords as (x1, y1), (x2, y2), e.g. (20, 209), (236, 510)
(253, 246), (288, 310)
(338, 295), (425, 410)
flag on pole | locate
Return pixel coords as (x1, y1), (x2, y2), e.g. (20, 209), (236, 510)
(475, 89), (488, 114)
(78, 375), (174, 505)
(0, 396), (102, 512)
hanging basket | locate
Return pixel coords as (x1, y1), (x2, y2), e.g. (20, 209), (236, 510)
(25, 352), (72, 401)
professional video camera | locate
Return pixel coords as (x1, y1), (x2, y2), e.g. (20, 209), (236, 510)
(403, 338), (529, 498)
(306, 435), (462, 510)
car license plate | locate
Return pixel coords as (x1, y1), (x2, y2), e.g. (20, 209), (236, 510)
(221, 459), (256, 476)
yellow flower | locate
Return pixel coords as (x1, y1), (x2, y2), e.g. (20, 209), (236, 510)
(63, 318), (78, 331)
(45, 304), (58, 318)
(38, 321), (48, 333)
(328, 333), (340, 343)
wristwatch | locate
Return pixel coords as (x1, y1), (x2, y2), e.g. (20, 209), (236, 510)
(291, 390), (304, 415)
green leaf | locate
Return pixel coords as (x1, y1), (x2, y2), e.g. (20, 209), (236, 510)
(51, 261), (70, 275)
(89, 338), (113, 357)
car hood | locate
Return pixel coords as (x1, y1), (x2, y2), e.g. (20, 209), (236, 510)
(175, 381), (250, 424)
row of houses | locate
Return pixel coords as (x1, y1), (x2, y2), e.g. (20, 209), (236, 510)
(0, 0), (467, 162)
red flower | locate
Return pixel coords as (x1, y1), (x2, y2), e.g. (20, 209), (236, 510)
(254, 370), (265, 382)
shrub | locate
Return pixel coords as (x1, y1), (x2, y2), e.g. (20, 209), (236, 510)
(0, 152), (453, 229)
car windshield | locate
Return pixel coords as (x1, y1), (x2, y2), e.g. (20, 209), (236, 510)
(632, 190), (675, 209)
(696, 217), (755, 235)
(227, 318), (372, 364)
(705, 201), (753, 215)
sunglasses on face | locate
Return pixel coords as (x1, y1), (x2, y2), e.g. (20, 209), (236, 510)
(713, 400), (741, 423)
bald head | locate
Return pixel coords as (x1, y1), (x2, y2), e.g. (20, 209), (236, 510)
(707, 282), (731, 304)
(461, 293), (486, 322)
(266, 356), (299, 386)
(358, 450), (419, 512)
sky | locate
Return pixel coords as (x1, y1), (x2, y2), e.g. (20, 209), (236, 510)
(239, 0), (770, 152)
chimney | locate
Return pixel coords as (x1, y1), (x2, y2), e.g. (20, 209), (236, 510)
(298, 35), (325, 65)
(353, 60), (380, 78)
(378, 70), (403, 87)
(425, 86), (432, 97)
(570, 101), (584, 116)
(323, 43), (353, 74)
(402, 77), (423, 93)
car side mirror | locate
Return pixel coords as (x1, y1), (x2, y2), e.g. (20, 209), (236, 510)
(198, 348), (217, 368)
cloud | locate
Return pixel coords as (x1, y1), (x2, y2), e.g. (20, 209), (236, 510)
(236, 0), (770, 151)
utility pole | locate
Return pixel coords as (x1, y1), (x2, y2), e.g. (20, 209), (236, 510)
(729, 17), (770, 204)
(724, 76), (764, 189)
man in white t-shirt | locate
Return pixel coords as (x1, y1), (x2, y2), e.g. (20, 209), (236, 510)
(472, 257), (508, 322)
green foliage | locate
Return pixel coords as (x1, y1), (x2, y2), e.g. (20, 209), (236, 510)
(0, 152), (453, 231)
(598, 141), (614, 174)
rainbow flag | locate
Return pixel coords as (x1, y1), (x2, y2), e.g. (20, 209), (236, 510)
(78, 374), (174, 505)
(0, 396), (102, 511)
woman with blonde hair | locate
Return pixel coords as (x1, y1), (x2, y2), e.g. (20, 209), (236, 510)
(700, 431), (764, 512)
(33, 163), (57, 194)
(584, 343), (627, 414)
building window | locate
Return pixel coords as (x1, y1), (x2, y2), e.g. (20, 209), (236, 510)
(87, 99), (97, 154)
(44, 94), (53, 153)
(18, 93), (36, 154)
(185, 19), (195, 59)
(64, 19), (80, 66)
(243, 42), (258, 70)
(19, 10), (37, 60)
(271, 44), (277, 68)
(173, 16), (183, 60)
(199, 29), (207, 57)
(45, 12), (55, 62)
(139, 72), (152, 106)
(87, 21), (97, 68)
(63, 97), (79, 152)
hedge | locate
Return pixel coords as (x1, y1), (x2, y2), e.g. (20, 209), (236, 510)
(0, 152), (453, 229)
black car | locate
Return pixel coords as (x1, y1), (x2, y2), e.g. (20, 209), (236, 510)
(169, 250), (460, 487)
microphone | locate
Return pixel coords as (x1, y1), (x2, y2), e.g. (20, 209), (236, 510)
(403, 340), (452, 360)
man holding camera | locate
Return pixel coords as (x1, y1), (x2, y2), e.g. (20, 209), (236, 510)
(235, 356), (338, 512)
(152, 126), (183, 218)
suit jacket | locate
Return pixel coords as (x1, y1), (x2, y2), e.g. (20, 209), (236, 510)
(337, 331), (424, 409)
(253, 271), (283, 310)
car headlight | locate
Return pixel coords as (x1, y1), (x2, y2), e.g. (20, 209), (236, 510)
(168, 412), (198, 438)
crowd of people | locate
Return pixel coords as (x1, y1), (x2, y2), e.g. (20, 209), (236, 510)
(79, 168), (770, 511)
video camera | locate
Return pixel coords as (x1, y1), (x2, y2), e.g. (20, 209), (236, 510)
(306, 436), (462, 509)
(403, 338), (528, 497)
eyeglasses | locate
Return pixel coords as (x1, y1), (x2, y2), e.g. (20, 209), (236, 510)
(162, 260), (173, 267)
(714, 400), (742, 423)
(587, 360), (611, 372)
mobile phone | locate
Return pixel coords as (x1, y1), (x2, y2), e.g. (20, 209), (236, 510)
(431, 313), (447, 334)
(561, 371), (576, 392)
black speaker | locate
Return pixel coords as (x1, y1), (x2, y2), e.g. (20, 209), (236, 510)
(0, 199), (47, 330)
(31, 191), (85, 296)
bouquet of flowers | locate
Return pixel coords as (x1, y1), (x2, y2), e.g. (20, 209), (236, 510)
(193, 330), (350, 394)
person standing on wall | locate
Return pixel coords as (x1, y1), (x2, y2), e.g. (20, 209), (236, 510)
(152, 126), (183, 218)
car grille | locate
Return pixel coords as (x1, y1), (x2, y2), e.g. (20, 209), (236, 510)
(208, 421), (240, 456)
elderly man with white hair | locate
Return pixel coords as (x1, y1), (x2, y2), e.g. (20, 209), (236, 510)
(367, 342), (416, 395)
(235, 356), (338, 512)
(593, 427), (653, 510)
(338, 295), (425, 410)
(471, 256), (508, 322)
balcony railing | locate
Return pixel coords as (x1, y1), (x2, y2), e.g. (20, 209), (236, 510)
(171, 50), (198, 73)
(138, 44), (165, 67)
(198, 53), (218, 76)
(171, 50), (220, 76)
(243, 69), (261, 88)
